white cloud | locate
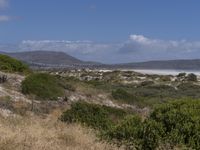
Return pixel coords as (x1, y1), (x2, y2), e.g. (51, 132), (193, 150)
(0, 15), (11, 21)
(129, 34), (158, 45)
(127, 34), (200, 53)
(20, 40), (111, 54)
(118, 34), (200, 62)
(0, 0), (8, 9)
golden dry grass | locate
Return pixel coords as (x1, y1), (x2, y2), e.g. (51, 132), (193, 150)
(0, 110), (121, 150)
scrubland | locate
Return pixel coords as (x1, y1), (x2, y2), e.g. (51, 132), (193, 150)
(1, 54), (200, 149)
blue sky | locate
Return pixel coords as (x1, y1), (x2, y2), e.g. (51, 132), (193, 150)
(1, 0), (200, 63)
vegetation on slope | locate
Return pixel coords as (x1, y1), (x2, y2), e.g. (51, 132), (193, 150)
(105, 100), (200, 149)
(61, 100), (200, 150)
(21, 73), (64, 100)
(0, 54), (29, 73)
(3, 67), (200, 149)
(112, 88), (137, 104)
(60, 72), (196, 107)
(61, 102), (130, 130)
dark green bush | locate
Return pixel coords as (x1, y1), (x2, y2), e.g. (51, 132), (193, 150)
(186, 73), (197, 81)
(21, 73), (64, 100)
(104, 115), (165, 150)
(140, 81), (154, 86)
(61, 102), (129, 130)
(57, 78), (76, 91)
(177, 83), (200, 97)
(60, 92), (200, 149)
(160, 76), (171, 82)
(150, 99), (200, 149)
(0, 54), (29, 73)
(140, 120), (165, 150)
(177, 72), (186, 78)
(112, 89), (137, 104)
(103, 100), (200, 149)
(105, 115), (142, 148)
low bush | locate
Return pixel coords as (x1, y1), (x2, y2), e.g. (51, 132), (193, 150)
(63, 100), (200, 149)
(159, 75), (171, 82)
(177, 72), (186, 78)
(105, 115), (142, 148)
(186, 73), (197, 81)
(0, 54), (29, 73)
(61, 102), (129, 130)
(112, 89), (137, 104)
(107, 99), (200, 149)
(139, 119), (165, 150)
(177, 83), (200, 97)
(140, 81), (154, 86)
(21, 73), (64, 100)
(150, 99), (200, 149)
(57, 78), (76, 91)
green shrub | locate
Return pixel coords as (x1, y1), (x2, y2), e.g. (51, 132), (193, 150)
(61, 98), (200, 149)
(21, 73), (64, 100)
(56, 77), (76, 91)
(177, 83), (200, 97)
(140, 81), (154, 86)
(104, 99), (200, 149)
(61, 102), (129, 130)
(105, 115), (142, 148)
(105, 115), (165, 150)
(0, 54), (29, 73)
(112, 89), (137, 104)
(150, 99), (200, 149)
(140, 120), (165, 150)
(186, 73), (197, 81)
(160, 76), (171, 82)
(177, 72), (186, 78)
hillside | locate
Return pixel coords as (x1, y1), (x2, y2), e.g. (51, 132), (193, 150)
(0, 54), (29, 73)
(8, 51), (83, 65)
(1, 57), (200, 149)
(119, 59), (200, 70)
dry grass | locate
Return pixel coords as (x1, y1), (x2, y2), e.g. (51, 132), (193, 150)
(0, 110), (121, 150)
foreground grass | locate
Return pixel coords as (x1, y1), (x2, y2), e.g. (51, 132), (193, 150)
(0, 110), (120, 150)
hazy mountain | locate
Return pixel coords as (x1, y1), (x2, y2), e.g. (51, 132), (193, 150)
(1, 51), (83, 65)
(1, 50), (200, 70)
(118, 59), (200, 70)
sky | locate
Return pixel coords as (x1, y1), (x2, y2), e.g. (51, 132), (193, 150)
(1, 0), (200, 63)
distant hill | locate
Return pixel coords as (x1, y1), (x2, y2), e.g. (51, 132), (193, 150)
(118, 59), (200, 70)
(1, 51), (200, 70)
(1, 51), (84, 65)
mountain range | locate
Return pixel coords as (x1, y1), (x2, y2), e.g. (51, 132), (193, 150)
(1, 50), (200, 70)
(7, 51), (83, 65)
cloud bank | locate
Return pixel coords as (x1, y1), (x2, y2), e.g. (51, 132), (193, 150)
(2, 35), (200, 63)
(118, 35), (200, 62)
